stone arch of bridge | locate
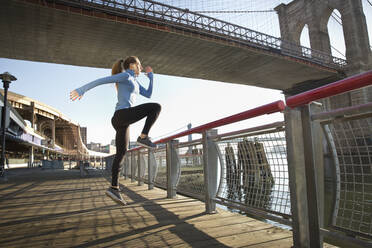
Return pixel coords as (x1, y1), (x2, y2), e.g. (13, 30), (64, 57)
(275, 0), (372, 73)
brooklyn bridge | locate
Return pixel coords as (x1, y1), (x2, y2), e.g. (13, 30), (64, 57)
(0, 0), (371, 247)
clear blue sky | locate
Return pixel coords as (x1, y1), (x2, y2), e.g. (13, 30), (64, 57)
(0, 0), (371, 145)
(0, 58), (285, 144)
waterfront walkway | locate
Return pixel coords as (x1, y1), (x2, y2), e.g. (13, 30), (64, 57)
(0, 168), (331, 247)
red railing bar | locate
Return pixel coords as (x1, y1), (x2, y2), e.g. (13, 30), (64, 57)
(217, 121), (285, 140)
(286, 70), (372, 108)
(129, 100), (285, 152)
(155, 100), (285, 144)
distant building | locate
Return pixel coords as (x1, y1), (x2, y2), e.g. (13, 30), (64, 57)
(80, 127), (87, 146)
(87, 142), (101, 152)
(111, 140), (137, 149)
(129, 141), (137, 149)
(100, 144), (116, 154)
(207, 129), (218, 137)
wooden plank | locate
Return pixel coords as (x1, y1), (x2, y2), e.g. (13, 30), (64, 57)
(0, 169), (339, 247)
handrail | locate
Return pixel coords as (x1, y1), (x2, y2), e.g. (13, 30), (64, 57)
(286, 70), (372, 108)
(130, 100), (285, 151)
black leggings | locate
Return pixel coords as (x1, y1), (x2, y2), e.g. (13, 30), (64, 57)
(111, 103), (161, 187)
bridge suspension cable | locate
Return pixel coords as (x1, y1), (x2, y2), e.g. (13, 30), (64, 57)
(327, 10), (346, 58)
(365, 0), (372, 50)
(178, 10), (276, 14)
(331, 12), (342, 26)
(153, 124), (191, 140)
(163, 0), (289, 37)
(331, 45), (346, 59)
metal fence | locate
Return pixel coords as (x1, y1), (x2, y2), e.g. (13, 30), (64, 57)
(176, 141), (205, 200)
(215, 122), (291, 224)
(123, 121), (292, 226)
(120, 101), (289, 220)
(108, 71), (372, 247)
(285, 71), (372, 247)
(153, 148), (166, 188)
(320, 105), (372, 239)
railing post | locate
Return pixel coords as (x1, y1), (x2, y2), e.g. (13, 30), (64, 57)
(301, 103), (324, 246)
(285, 106), (310, 248)
(137, 150), (143, 186)
(166, 140), (179, 198)
(284, 104), (323, 248)
(79, 160), (84, 177)
(138, 151), (147, 186)
(122, 155), (127, 180)
(202, 130), (218, 214)
(119, 156), (124, 178)
(131, 151), (135, 182)
(127, 152), (131, 179)
(148, 149), (156, 190)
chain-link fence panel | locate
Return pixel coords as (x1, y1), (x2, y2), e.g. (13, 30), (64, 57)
(176, 142), (205, 200)
(216, 123), (291, 223)
(154, 149), (167, 188)
(325, 115), (372, 239)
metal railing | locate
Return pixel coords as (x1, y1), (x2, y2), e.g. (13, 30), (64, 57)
(320, 104), (372, 238)
(123, 101), (284, 200)
(285, 70), (372, 247)
(50, 0), (346, 69)
(122, 120), (292, 226)
(114, 71), (372, 247)
(215, 122), (291, 224)
(123, 101), (287, 218)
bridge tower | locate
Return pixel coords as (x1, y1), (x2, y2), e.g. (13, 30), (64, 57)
(276, 3), (371, 246)
(275, 0), (372, 108)
(275, 0), (372, 74)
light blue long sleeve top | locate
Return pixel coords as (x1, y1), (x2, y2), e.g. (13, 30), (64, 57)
(75, 69), (153, 111)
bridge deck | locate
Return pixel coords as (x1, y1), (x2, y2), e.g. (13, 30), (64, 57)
(0, 168), (335, 247)
(1, 0), (341, 91)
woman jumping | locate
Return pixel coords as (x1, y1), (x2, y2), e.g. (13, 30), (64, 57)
(70, 56), (161, 205)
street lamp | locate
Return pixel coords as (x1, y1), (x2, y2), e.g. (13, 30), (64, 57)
(0, 72), (17, 177)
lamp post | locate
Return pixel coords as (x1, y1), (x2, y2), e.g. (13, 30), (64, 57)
(0, 72), (17, 177)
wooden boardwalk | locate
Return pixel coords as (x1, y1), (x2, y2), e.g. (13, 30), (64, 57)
(0, 168), (335, 247)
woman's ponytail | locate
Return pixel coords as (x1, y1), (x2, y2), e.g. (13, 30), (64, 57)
(112, 59), (124, 92)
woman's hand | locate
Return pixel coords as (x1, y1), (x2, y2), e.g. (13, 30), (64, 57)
(70, 90), (82, 101)
(145, 66), (153, 74)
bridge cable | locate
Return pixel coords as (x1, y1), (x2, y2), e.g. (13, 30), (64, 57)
(366, 0), (372, 49)
(152, 124), (190, 140)
(193, 10), (276, 14)
(331, 13), (342, 26)
(331, 45), (346, 59)
(167, 10), (276, 14)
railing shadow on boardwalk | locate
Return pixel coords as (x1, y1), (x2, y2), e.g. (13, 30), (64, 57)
(76, 172), (231, 248)
(1, 168), (287, 247)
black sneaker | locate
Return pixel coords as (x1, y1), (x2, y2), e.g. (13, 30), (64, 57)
(137, 136), (157, 149)
(105, 187), (127, 205)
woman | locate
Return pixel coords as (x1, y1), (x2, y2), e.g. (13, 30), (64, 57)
(70, 56), (161, 205)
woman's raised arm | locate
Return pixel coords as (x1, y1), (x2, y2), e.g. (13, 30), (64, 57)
(70, 72), (129, 100)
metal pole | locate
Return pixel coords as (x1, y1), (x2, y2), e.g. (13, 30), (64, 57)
(284, 107), (311, 247)
(0, 72), (16, 177)
(166, 140), (179, 198)
(301, 104), (322, 247)
(123, 155), (127, 180)
(202, 130), (218, 214)
(138, 150), (143, 186)
(131, 152), (135, 182)
(148, 149), (155, 190)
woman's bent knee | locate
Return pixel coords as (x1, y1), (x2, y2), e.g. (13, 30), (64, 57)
(153, 103), (161, 113)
